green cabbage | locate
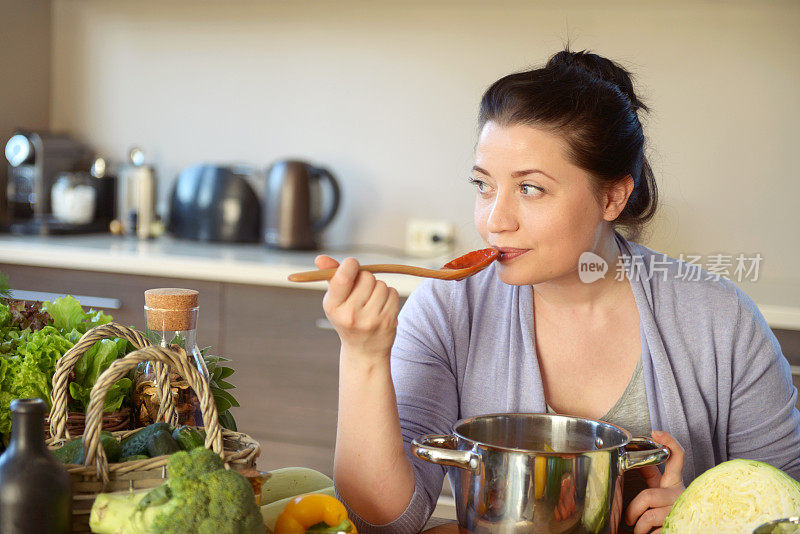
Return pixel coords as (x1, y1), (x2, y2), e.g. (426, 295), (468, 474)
(663, 459), (800, 533)
(582, 452), (611, 533)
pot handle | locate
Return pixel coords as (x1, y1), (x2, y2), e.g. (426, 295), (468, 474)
(620, 437), (670, 471)
(411, 434), (481, 473)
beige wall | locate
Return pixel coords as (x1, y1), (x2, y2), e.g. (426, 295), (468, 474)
(50, 0), (799, 304)
(0, 0), (52, 218)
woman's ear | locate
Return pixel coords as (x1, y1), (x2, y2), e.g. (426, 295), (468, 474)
(603, 175), (634, 221)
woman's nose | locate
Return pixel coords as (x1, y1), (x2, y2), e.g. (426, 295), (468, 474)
(486, 193), (519, 233)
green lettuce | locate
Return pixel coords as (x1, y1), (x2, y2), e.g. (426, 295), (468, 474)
(68, 338), (132, 413)
(42, 296), (112, 334)
(0, 325), (74, 433)
(0, 297), (130, 434)
(0, 304), (11, 328)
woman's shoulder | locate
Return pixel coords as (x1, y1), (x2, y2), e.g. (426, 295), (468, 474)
(400, 262), (518, 332)
(624, 239), (765, 332)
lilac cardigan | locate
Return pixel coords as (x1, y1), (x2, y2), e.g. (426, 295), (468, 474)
(340, 233), (800, 533)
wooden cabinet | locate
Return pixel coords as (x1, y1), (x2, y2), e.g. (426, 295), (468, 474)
(222, 284), (340, 475)
(775, 329), (800, 410)
(0, 264), (223, 350)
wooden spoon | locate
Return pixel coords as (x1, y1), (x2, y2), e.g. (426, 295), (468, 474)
(287, 248), (500, 282)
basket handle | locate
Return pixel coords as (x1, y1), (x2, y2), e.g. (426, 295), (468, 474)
(82, 344), (224, 485)
(49, 323), (152, 441)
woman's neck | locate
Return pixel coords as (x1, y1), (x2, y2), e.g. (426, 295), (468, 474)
(532, 230), (629, 313)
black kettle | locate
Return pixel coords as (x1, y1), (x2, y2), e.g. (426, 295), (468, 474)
(168, 164), (261, 243)
(263, 160), (341, 250)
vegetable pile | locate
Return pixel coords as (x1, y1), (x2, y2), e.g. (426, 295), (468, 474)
(89, 447), (263, 534)
(663, 459), (800, 533)
(0, 296), (131, 436)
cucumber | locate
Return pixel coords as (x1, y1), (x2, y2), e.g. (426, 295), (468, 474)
(260, 486), (336, 532)
(545, 456), (566, 504)
(120, 422), (172, 458)
(147, 429), (181, 457)
(52, 433), (121, 464)
(260, 467), (334, 506)
(172, 425), (204, 451)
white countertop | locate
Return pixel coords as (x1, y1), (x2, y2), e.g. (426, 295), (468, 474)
(0, 234), (798, 329)
(0, 234), (432, 297)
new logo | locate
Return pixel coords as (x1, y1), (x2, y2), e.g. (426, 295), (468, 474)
(578, 252), (608, 283)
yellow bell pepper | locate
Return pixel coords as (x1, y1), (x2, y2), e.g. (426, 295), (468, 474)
(534, 456), (547, 499)
(274, 494), (357, 534)
(535, 442), (555, 500)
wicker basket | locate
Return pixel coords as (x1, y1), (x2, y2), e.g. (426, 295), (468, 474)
(44, 408), (132, 440)
(46, 323), (261, 533)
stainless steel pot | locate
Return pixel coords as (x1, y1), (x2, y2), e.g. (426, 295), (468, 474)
(412, 413), (669, 533)
(753, 517), (800, 533)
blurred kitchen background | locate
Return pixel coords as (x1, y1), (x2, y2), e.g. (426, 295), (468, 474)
(1, 0), (798, 478)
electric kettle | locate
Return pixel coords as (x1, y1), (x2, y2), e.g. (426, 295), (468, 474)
(263, 160), (341, 250)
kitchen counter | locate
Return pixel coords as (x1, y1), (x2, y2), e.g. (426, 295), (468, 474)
(0, 234), (798, 329)
(0, 234), (435, 297)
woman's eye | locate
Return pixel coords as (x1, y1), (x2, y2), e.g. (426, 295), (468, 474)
(469, 178), (489, 193)
(521, 184), (544, 196)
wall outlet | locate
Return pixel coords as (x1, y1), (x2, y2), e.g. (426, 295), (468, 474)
(405, 218), (455, 256)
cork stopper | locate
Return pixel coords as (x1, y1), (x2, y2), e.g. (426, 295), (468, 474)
(144, 288), (199, 331)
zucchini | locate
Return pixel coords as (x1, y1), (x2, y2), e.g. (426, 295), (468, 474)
(120, 422), (172, 458)
(172, 425), (204, 451)
(260, 467), (334, 506)
(147, 429), (181, 457)
(101, 434), (122, 463)
(51, 438), (84, 464)
(120, 454), (149, 462)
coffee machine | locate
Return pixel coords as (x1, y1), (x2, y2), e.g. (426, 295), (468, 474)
(3, 130), (115, 234)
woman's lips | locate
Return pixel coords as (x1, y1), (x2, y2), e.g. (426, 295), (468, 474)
(495, 247), (530, 262)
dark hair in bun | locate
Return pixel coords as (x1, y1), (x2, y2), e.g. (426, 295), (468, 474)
(478, 48), (657, 241)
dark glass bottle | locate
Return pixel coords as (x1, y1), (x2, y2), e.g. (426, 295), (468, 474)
(0, 398), (72, 533)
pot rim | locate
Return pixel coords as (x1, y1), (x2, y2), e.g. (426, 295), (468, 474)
(450, 412), (634, 454)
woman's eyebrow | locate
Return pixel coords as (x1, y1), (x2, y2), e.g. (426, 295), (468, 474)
(472, 165), (558, 182)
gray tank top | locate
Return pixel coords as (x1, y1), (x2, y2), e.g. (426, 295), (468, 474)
(545, 357), (651, 437)
(546, 357), (652, 531)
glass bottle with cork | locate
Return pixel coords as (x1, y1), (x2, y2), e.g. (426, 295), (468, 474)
(132, 288), (210, 427)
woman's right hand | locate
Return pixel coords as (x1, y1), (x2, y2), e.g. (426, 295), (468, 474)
(316, 255), (400, 360)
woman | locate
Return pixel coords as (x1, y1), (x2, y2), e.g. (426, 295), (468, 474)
(316, 50), (800, 533)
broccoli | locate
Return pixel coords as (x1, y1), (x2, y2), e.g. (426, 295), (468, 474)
(89, 447), (263, 534)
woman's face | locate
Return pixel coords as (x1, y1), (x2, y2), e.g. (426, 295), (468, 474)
(473, 121), (612, 286)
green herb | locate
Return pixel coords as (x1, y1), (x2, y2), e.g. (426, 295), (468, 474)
(160, 337), (240, 432)
(202, 350), (239, 432)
